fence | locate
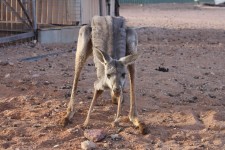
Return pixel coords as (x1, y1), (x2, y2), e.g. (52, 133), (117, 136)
(36, 0), (80, 26)
(0, 0), (112, 44)
(119, 0), (214, 3)
(0, 0), (36, 44)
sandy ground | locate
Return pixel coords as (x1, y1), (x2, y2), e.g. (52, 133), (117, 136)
(1, 3), (225, 150)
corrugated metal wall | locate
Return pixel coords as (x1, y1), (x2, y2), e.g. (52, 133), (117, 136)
(0, 0), (80, 26)
(36, 0), (79, 25)
(81, 0), (107, 25)
(119, 0), (214, 3)
(0, 0), (108, 27)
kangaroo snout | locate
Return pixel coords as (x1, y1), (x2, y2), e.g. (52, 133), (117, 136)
(112, 86), (122, 97)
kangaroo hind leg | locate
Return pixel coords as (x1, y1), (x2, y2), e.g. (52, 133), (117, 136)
(62, 25), (92, 126)
(126, 28), (147, 134)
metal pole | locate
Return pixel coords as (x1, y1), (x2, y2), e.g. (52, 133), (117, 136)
(110, 0), (115, 16)
(99, 0), (102, 16)
(32, 0), (37, 40)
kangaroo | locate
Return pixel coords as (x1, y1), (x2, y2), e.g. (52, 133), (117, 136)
(62, 16), (146, 134)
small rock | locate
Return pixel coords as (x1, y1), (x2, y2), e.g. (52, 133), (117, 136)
(84, 129), (106, 142)
(32, 81), (39, 86)
(67, 128), (79, 133)
(43, 81), (51, 85)
(87, 89), (93, 94)
(2, 142), (10, 149)
(110, 134), (122, 141)
(221, 85), (225, 90)
(64, 92), (71, 99)
(9, 62), (14, 66)
(103, 143), (110, 148)
(193, 76), (199, 79)
(0, 61), (9, 66)
(61, 84), (72, 89)
(53, 144), (59, 148)
(117, 127), (124, 133)
(87, 96), (92, 100)
(188, 96), (198, 103)
(38, 133), (46, 137)
(33, 124), (41, 128)
(81, 140), (96, 150)
(4, 74), (10, 78)
(155, 67), (169, 72)
(208, 94), (216, 99)
(213, 139), (222, 146)
(32, 74), (40, 78)
(40, 68), (45, 71)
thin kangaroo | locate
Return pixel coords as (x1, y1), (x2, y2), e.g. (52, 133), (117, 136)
(62, 16), (146, 134)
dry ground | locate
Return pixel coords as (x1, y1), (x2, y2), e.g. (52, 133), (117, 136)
(1, 3), (225, 150)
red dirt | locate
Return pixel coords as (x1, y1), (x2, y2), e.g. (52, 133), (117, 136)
(1, 3), (225, 150)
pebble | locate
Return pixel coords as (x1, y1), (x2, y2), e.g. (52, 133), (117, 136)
(67, 128), (79, 133)
(208, 94), (216, 99)
(53, 144), (59, 148)
(0, 61), (9, 66)
(61, 84), (72, 89)
(43, 81), (51, 85)
(33, 124), (41, 128)
(110, 134), (122, 141)
(4, 74), (10, 78)
(221, 85), (225, 90)
(213, 139), (222, 146)
(84, 129), (106, 142)
(87, 96), (92, 100)
(81, 140), (96, 150)
(103, 143), (109, 148)
(32, 74), (40, 77)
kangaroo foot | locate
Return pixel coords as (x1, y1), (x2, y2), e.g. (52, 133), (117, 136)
(138, 122), (148, 135)
(129, 116), (148, 135)
(111, 121), (119, 128)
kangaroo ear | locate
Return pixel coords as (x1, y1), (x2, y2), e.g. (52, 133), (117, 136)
(95, 48), (112, 64)
(119, 53), (140, 65)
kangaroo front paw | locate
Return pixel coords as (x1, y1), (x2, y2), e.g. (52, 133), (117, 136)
(61, 117), (72, 127)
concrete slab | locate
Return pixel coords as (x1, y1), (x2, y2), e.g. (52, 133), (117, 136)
(38, 26), (80, 44)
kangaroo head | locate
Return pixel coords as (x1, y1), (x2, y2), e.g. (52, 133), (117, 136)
(95, 49), (139, 97)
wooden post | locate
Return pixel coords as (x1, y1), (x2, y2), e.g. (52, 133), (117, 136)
(110, 0), (115, 16)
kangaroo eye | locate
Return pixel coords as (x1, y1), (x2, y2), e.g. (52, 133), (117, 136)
(107, 74), (111, 79)
(121, 73), (126, 78)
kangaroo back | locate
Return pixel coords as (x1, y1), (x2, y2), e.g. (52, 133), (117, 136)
(91, 16), (127, 60)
